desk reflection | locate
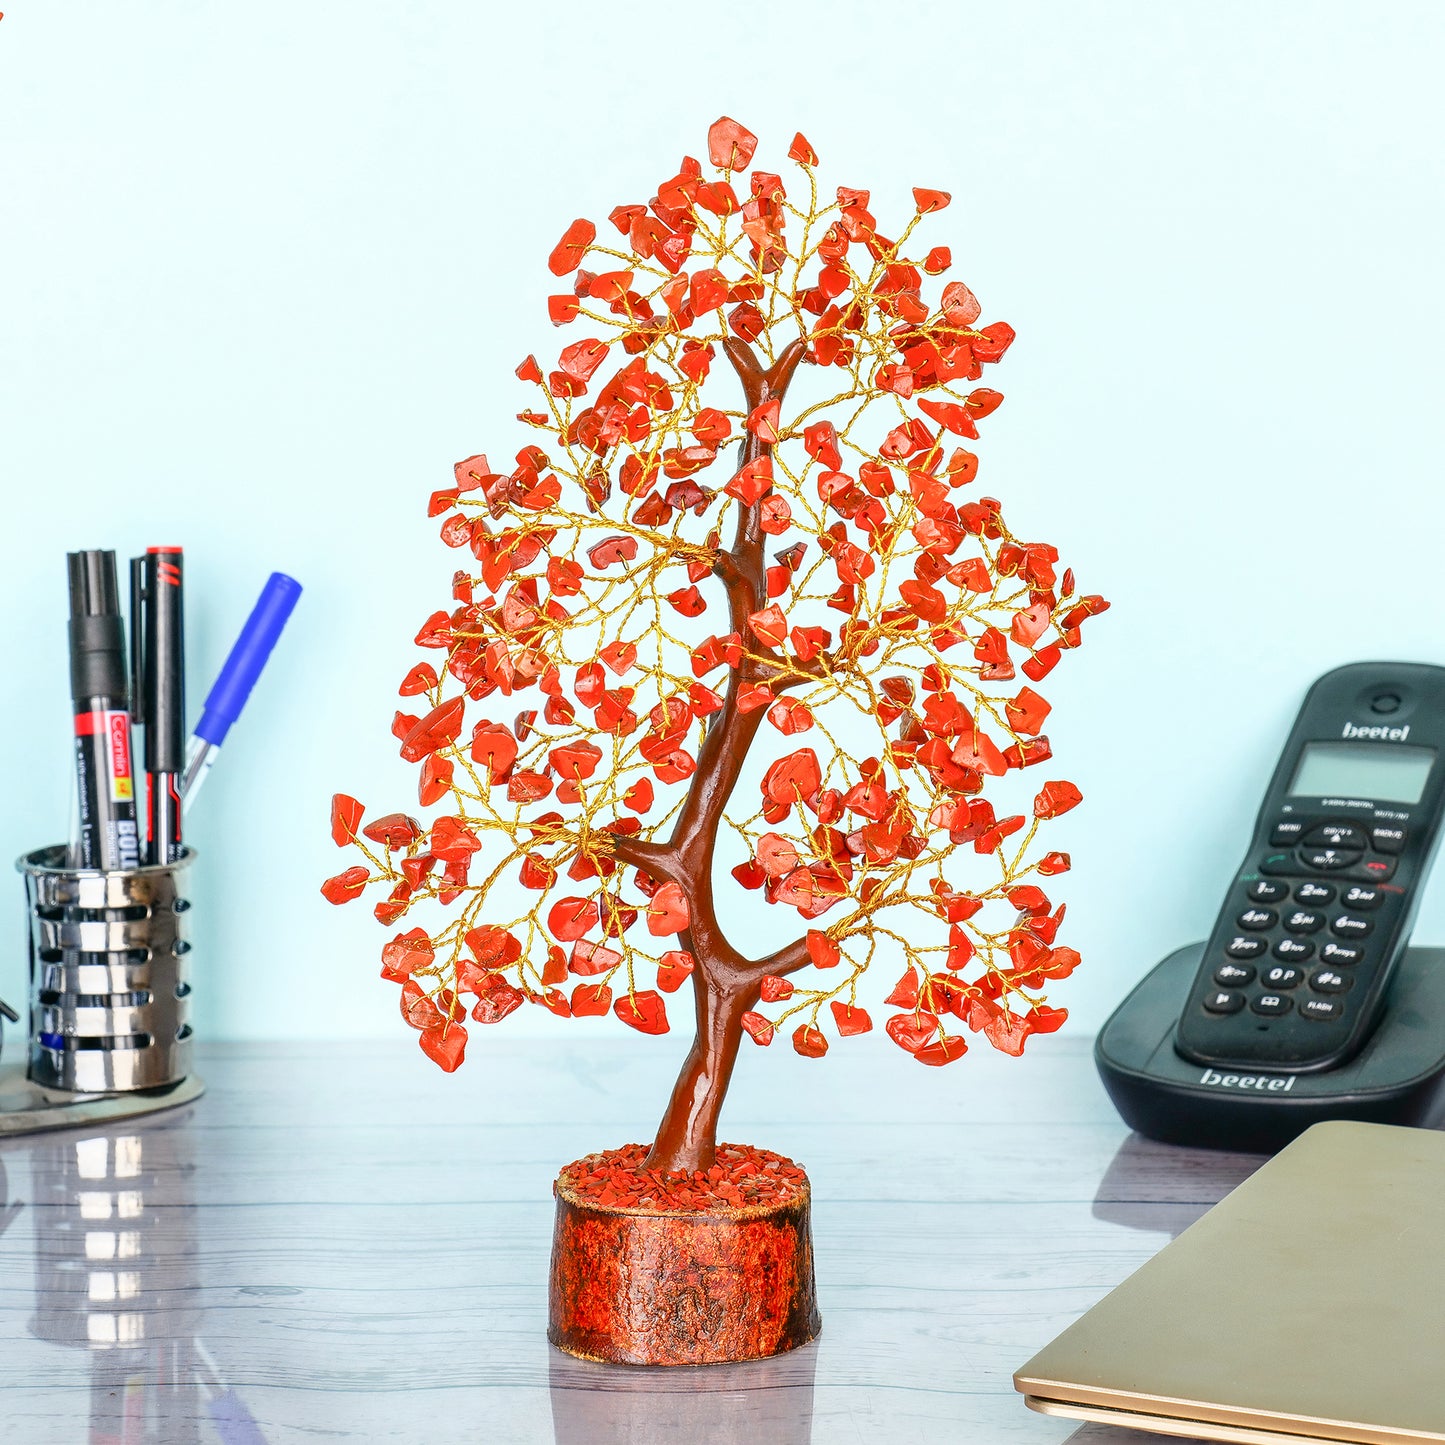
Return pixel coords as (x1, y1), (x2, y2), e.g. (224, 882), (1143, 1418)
(0, 1151), (23, 1249)
(1090, 1132), (1264, 1240)
(548, 1341), (817, 1445)
(17, 1114), (266, 1444)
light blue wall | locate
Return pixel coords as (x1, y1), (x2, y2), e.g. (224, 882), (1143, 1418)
(3, 1), (1444, 1044)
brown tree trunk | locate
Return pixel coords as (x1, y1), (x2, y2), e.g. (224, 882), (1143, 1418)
(614, 337), (816, 1176)
(645, 978), (757, 1173)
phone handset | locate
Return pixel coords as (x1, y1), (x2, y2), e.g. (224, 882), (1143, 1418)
(1175, 663), (1445, 1072)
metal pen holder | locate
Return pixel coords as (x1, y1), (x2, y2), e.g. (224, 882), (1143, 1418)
(18, 846), (195, 1094)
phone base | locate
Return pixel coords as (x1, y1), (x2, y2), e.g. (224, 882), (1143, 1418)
(1096, 944), (1445, 1153)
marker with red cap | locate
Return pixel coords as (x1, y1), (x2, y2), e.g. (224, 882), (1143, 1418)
(67, 550), (142, 871)
(131, 547), (186, 864)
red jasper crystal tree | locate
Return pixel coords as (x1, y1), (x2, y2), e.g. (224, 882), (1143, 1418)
(325, 118), (1107, 1180)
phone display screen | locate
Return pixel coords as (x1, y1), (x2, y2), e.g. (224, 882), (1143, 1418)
(1288, 742), (1436, 804)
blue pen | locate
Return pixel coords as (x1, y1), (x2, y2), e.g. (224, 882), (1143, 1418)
(181, 572), (302, 810)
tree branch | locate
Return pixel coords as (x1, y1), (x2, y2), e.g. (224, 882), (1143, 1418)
(750, 932), (814, 982)
(756, 651), (835, 692)
(606, 834), (681, 878)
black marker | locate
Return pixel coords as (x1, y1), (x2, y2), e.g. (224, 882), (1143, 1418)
(132, 547), (185, 864)
(67, 551), (141, 871)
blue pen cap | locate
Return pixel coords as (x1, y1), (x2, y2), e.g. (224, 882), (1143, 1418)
(194, 573), (302, 746)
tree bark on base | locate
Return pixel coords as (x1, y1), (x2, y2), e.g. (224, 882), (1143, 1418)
(547, 1161), (821, 1366)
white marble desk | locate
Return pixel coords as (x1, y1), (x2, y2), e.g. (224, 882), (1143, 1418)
(0, 1036), (1283, 1444)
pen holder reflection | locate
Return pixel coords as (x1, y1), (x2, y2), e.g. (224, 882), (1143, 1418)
(18, 846), (195, 1093)
(27, 1124), (207, 1445)
(29, 1124), (200, 1353)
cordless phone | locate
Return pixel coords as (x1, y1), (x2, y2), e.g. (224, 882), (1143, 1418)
(1175, 662), (1445, 1072)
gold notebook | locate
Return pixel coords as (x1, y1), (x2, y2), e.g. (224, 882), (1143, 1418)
(1015, 1121), (1445, 1444)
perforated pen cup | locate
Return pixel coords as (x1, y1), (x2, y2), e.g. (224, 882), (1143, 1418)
(18, 846), (196, 1093)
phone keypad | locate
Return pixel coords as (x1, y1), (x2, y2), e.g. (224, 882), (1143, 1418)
(1203, 901), (1378, 1021)
(1198, 809), (1408, 1033)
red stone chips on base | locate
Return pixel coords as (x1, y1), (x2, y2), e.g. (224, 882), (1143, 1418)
(556, 1141), (807, 1211)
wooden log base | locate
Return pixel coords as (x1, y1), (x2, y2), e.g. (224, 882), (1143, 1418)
(547, 1142), (822, 1367)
